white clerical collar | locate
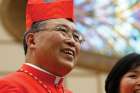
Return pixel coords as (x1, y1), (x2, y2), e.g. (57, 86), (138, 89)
(24, 63), (64, 84)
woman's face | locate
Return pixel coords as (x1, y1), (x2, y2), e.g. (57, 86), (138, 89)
(120, 66), (140, 93)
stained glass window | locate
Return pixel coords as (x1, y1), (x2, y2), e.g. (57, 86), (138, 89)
(75, 0), (140, 57)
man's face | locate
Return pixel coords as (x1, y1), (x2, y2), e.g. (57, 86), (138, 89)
(32, 18), (82, 76)
(120, 66), (140, 93)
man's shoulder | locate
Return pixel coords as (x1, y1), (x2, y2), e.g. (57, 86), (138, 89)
(0, 71), (26, 86)
(0, 71), (34, 85)
(0, 74), (17, 88)
(0, 72), (25, 93)
(0, 71), (23, 82)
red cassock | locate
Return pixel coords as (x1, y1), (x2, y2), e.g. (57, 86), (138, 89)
(0, 64), (72, 93)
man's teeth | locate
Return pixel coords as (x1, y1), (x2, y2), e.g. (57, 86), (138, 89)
(64, 50), (73, 56)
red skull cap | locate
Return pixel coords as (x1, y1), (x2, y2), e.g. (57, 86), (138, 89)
(26, 0), (74, 31)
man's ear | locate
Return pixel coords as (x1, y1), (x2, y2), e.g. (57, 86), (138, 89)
(25, 33), (35, 49)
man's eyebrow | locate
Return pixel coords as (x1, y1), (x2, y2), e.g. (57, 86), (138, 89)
(57, 24), (79, 32)
(56, 24), (72, 28)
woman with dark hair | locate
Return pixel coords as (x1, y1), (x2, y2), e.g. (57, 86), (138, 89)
(105, 53), (140, 93)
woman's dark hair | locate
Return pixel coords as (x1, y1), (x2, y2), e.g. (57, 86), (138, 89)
(105, 53), (140, 93)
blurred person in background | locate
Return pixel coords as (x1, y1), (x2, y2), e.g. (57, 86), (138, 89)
(105, 53), (140, 93)
(0, 0), (85, 93)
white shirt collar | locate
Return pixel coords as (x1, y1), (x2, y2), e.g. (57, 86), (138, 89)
(24, 63), (64, 84)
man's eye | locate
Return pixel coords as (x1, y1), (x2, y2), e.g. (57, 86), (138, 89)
(73, 33), (80, 41)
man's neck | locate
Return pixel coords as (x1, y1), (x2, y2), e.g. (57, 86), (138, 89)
(24, 63), (64, 78)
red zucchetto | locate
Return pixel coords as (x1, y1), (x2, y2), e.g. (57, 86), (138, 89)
(26, 0), (74, 31)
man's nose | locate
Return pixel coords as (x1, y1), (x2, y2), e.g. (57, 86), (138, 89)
(65, 34), (77, 47)
(66, 33), (76, 41)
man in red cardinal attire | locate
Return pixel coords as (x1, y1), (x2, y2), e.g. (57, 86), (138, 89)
(0, 0), (85, 93)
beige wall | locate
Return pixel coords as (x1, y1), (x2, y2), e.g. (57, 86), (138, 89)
(0, 20), (24, 72)
(66, 68), (107, 93)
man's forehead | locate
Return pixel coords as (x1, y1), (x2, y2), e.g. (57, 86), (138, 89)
(42, 18), (76, 29)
